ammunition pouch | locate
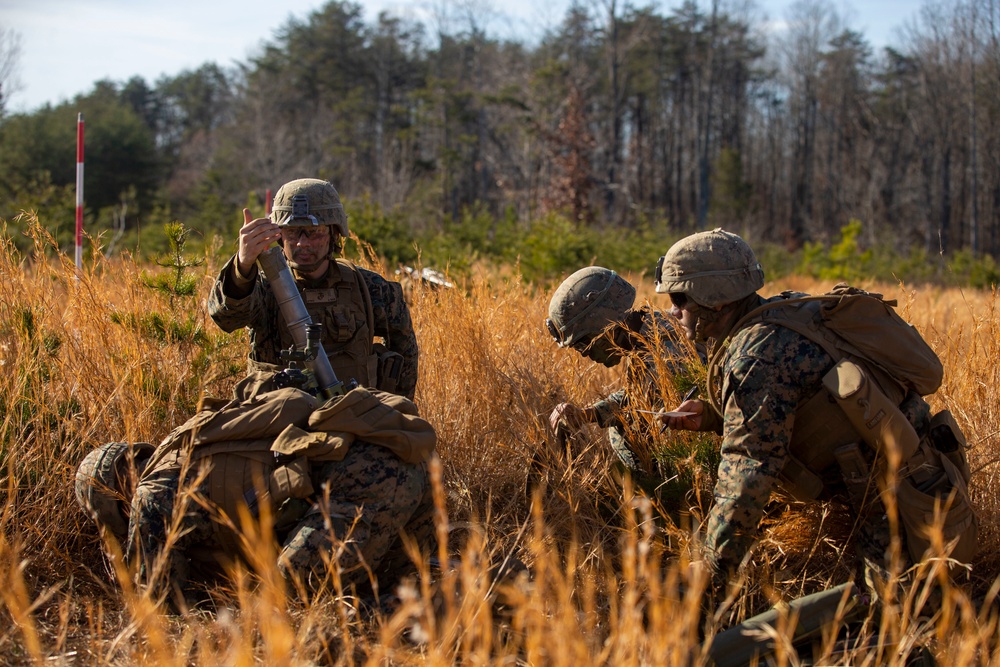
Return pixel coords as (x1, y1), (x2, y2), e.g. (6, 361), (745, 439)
(832, 442), (877, 512)
(374, 343), (404, 394)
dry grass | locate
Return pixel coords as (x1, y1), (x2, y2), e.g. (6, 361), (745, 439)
(1, 216), (999, 664)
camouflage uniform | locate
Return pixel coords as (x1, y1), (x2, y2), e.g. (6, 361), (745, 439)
(128, 442), (434, 599)
(704, 294), (931, 578)
(209, 254), (419, 400)
(127, 385), (436, 602)
(279, 442), (434, 592)
(654, 229), (974, 604)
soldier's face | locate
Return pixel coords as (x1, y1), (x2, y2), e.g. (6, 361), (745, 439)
(669, 294), (730, 342)
(668, 294), (699, 341)
(580, 332), (624, 367)
(281, 226), (332, 276)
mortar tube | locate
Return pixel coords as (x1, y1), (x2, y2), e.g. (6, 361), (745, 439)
(256, 247), (341, 395)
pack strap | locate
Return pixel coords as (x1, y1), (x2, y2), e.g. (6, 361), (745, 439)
(706, 294), (840, 413)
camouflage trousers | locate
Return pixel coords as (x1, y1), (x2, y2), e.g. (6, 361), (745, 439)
(128, 441), (436, 601)
(278, 441), (436, 596)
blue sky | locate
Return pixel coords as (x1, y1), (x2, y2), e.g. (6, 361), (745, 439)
(1, 0), (924, 113)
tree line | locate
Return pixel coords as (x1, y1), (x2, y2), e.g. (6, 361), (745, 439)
(1, 0), (998, 272)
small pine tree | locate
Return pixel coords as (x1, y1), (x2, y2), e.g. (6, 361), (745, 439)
(141, 221), (204, 309)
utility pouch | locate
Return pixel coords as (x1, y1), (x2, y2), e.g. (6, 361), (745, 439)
(777, 454), (825, 501)
(833, 442), (875, 511)
(375, 345), (404, 394)
(896, 448), (978, 565)
(822, 359), (920, 465)
(270, 455), (315, 504)
(928, 409), (971, 482)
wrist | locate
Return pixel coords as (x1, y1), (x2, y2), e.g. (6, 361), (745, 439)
(233, 257), (256, 285)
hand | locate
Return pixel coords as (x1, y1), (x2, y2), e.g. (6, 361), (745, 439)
(658, 398), (705, 432)
(236, 208), (282, 276)
(549, 402), (590, 432)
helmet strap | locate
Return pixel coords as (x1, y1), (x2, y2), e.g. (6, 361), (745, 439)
(328, 231), (343, 257)
(690, 304), (720, 343)
(690, 302), (729, 343)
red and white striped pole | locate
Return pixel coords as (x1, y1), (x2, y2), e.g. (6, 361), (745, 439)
(75, 112), (84, 271)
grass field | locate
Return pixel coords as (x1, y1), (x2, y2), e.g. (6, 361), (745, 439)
(1, 219), (999, 665)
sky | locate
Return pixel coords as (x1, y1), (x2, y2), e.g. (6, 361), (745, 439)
(1, 0), (925, 114)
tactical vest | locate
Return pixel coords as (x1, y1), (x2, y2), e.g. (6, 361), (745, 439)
(272, 259), (379, 388)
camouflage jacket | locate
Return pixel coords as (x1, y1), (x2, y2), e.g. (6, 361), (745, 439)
(208, 255), (419, 399)
(704, 294), (930, 577)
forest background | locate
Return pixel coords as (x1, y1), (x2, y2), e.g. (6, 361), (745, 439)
(2, 0), (1000, 287)
(3, 0), (1000, 663)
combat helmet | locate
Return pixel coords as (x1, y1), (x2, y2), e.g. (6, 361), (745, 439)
(75, 441), (155, 540)
(271, 178), (348, 238)
(654, 228), (763, 307)
(547, 267), (636, 348)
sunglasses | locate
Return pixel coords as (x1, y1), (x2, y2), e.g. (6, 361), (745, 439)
(669, 292), (689, 309)
(281, 226), (331, 242)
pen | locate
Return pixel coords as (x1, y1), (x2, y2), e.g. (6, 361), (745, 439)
(659, 385), (699, 432)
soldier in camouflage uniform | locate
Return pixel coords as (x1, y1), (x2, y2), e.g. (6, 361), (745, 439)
(128, 444), (434, 605)
(655, 229), (939, 589)
(545, 267), (701, 487)
(77, 384), (437, 609)
(208, 178), (418, 399)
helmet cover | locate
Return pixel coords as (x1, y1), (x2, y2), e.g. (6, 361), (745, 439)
(547, 267), (636, 348)
(271, 178), (348, 238)
(654, 228), (763, 307)
(75, 442), (154, 540)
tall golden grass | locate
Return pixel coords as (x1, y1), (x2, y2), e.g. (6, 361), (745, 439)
(1, 216), (998, 665)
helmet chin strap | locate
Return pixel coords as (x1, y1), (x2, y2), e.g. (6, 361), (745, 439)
(690, 301), (738, 343)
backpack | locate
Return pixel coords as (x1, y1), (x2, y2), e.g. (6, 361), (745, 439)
(723, 284), (977, 565)
(745, 283), (943, 397)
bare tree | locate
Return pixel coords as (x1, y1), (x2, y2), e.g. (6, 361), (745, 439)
(0, 26), (23, 115)
(777, 0), (845, 247)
